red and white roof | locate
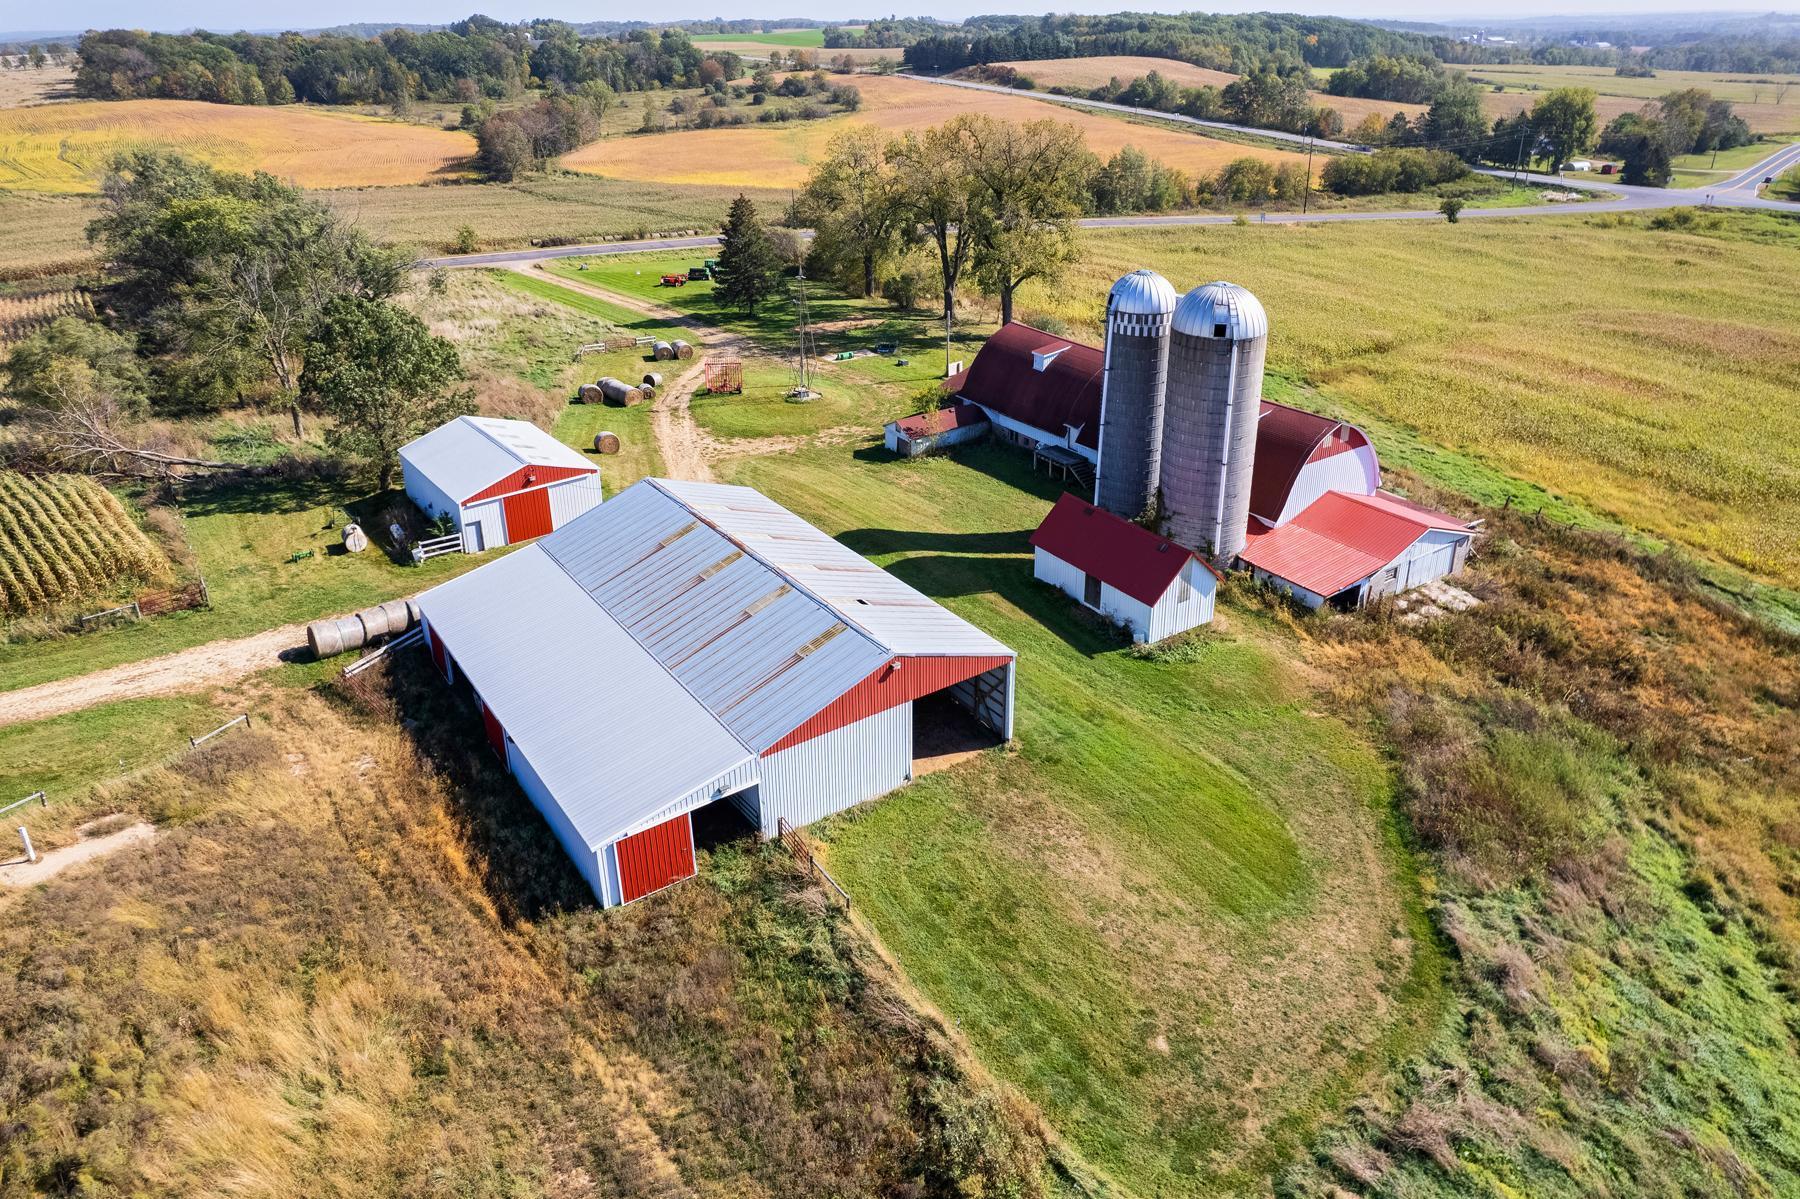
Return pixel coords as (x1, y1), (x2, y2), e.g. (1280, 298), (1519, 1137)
(400, 416), (595, 506)
(1239, 490), (1472, 598)
(1247, 404), (1376, 525)
(890, 402), (990, 438)
(957, 322), (1106, 451)
(1030, 493), (1213, 608)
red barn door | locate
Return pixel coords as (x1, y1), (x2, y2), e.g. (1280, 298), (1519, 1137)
(614, 812), (696, 904)
(502, 488), (554, 543)
(480, 701), (505, 759)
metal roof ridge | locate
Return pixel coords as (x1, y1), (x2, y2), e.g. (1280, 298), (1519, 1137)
(530, 535), (759, 795)
(459, 414), (530, 467)
(645, 478), (898, 659)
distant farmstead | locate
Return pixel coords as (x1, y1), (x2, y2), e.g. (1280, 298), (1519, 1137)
(401, 416), (602, 553)
(416, 478), (1016, 908)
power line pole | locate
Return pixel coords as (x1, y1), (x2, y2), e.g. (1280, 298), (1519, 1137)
(1303, 135), (1314, 215)
(1514, 128), (1528, 187)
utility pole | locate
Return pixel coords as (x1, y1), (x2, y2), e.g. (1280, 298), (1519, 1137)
(1302, 135), (1314, 215)
(1514, 129), (1528, 187)
(945, 301), (953, 379)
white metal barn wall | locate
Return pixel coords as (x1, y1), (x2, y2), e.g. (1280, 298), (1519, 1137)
(1147, 561), (1216, 642)
(752, 704), (912, 838)
(1250, 567), (1332, 610)
(547, 474), (605, 530)
(1400, 530), (1467, 590)
(1275, 445), (1381, 525)
(506, 739), (610, 903)
(402, 461), (460, 529)
(970, 404), (1099, 464)
(460, 499), (503, 553)
(1033, 548), (1156, 641)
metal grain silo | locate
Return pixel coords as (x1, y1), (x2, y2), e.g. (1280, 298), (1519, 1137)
(1094, 269), (1178, 521)
(1159, 281), (1269, 563)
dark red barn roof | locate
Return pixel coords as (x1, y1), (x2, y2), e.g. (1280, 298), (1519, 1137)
(1029, 493), (1216, 607)
(891, 402), (989, 437)
(1248, 404), (1366, 523)
(957, 323), (1105, 451)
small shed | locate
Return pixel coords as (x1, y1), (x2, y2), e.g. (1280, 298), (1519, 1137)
(1029, 493), (1219, 643)
(1239, 490), (1475, 609)
(401, 416), (602, 553)
(884, 402), (990, 457)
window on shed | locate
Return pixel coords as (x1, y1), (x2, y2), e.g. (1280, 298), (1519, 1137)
(1083, 573), (1101, 608)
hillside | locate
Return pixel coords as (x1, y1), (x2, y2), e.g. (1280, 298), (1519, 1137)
(1468, 62), (1800, 135)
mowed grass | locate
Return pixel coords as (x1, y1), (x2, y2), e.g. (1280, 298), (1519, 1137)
(1027, 216), (1800, 585)
(563, 73), (1308, 189)
(988, 54), (1429, 126)
(0, 693), (226, 825)
(0, 99), (476, 194)
(723, 442), (1441, 1195)
(1469, 63), (1800, 134)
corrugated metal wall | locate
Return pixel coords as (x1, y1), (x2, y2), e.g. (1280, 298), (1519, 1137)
(502, 488), (554, 541)
(402, 458), (460, 528)
(613, 812), (697, 903)
(508, 742), (610, 903)
(460, 499), (502, 553)
(755, 704), (911, 837)
(549, 474), (604, 530)
(465, 464), (596, 505)
(1035, 548), (1155, 642)
(1277, 445), (1380, 526)
(1147, 560), (1216, 642)
(764, 654), (1012, 754)
(948, 664), (1011, 739)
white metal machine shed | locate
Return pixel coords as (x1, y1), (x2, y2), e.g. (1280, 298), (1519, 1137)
(401, 416), (603, 552)
(417, 478), (1016, 907)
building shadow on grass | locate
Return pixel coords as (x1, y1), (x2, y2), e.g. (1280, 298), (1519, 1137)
(337, 651), (598, 923)
(874, 547), (1127, 660)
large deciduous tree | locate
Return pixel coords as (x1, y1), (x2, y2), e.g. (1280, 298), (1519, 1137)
(791, 126), (903, 297)
(1422, 75), (1489, 161)
(1529, 87), (1599, 172)
(713, 194), (782, 316)
(965, 117), (1089, 326)
(302, 296), (471, 490)
(888, 118), (983, 323)
(86, 150), (403, 434)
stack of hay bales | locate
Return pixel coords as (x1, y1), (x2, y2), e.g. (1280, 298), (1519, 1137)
(307, 598), (422, 659)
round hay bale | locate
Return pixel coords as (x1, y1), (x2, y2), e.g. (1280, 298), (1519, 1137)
(673, 339), (694, 360)
(577, 382), (603, 404)
(653, 340), (674, 361)
(594, 431), (622, 455)
(641, 371), (664, 388)
(342, 523), (369, 554)
(307, 619), (344, 659)
(599, 378), (643, 406)
(357, 604), (392, 642)
(639, 385), (657, 404)
(404, 598), (423, 627)
(377, 599), (412, 633)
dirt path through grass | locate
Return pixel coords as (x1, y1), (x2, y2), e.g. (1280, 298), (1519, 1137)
(0, 622), (306, 728)
(0, 821), (155, 887)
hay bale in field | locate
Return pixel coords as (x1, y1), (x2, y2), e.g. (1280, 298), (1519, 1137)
(641, 371), (664, 388)
(593, 431), (621, 455)
(672, 339), (695, 360)
(639, 385), (657, 403)
(577, 382), (604, 404)
(597, 377), (644, 406)
(342, 523), (368, 553)
(653, 341), (674, 361)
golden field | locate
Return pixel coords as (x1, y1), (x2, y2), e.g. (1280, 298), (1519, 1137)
(1033, 216), (1800, 584)
(0, 99), (476, 193)
(0, 65), (75, 109)
(564, 72), (1307, 189)
(989, 55), (1429, 126)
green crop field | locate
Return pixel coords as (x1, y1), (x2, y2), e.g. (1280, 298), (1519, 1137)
(718, 441), (1442, 1195)
(692, 29), (826, 47)
(1019, 213), (1800, 589)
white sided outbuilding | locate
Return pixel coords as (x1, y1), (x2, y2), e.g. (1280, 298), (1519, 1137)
(401, 416), (602, 552)
(1029, 493), (1219, 643)
(416, 478), (1016, 908)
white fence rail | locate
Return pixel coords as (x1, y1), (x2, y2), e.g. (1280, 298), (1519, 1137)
(0, 791), (47, 818)
(189, 713), (250, 749)
(412, 533), (464, 564)
(343, 627), (423, 677)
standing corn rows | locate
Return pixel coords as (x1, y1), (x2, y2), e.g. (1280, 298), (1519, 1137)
(0, 289), (93, 351)
(0, 472), (171, 617)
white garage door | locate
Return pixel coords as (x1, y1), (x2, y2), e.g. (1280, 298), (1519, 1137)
(1405, 542), (1457, 590)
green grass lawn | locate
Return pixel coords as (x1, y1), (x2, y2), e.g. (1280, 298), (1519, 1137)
(721, 441), (1444, 1196)
(1670, 139), (1792, 175)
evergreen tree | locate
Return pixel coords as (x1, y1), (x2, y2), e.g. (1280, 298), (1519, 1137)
(714, 194), (781, 316)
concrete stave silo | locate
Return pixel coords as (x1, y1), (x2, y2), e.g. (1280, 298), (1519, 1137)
(1159, 281), (1269, 564)
(1094, 269), (1178, 522)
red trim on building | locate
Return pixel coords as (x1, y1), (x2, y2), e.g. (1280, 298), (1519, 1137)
(480, 701), (505, 759)
(615, 812), (697, 903)
(764, 654), (1013, 755)
(462, 464), (595, 506)
(426, 624), (448, 678)
(502, 488), (555, 542)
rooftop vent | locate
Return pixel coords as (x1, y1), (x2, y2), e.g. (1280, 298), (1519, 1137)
(1032, 346), (1068, 372)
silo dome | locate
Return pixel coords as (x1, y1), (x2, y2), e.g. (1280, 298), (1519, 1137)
(1107, 268), (1178, 316)
(1172, 281), (1268, 341)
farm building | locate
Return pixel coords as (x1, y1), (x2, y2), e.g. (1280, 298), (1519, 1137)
(1239, 490), (1475, 609)
(415, 477), (1016, 908)
(977, 272), (1474, 610)
(1030, 493), (1219, 643)
(400, 416), (602, 553)
(883, 402), (990, 457)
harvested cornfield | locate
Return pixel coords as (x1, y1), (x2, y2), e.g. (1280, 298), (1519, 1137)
(0, 287), (93, 348)
(0, 472), (171, 616)
(0, 99), (476, 194)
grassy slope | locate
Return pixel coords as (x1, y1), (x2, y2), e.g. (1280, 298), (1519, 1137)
(0, 693), (226, 820)
(723, 442), (1443, 1196)
(1031, 214), (1800, 589)
(693, 29), (827, 47)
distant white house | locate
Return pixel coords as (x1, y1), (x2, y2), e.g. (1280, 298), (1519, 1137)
(400, 416), (602, 553)
(1029, 493), (1219, 643)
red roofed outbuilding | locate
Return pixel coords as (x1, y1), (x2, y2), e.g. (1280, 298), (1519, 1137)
(1239, 490), (1475, 609)
(883, 401), (991, 458)
(1030, 493), (1220, 642)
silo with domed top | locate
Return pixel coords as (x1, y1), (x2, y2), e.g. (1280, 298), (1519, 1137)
(1093, 268), (1178, 521)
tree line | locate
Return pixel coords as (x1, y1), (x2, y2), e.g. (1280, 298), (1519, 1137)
(73, 17), (740, 107)
(3, 153), (468, 490)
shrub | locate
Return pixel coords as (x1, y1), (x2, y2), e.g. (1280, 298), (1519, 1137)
(1323, 148), (1469, 195)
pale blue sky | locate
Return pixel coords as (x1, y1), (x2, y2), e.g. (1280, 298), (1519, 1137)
(3, 1), (1792, 38)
